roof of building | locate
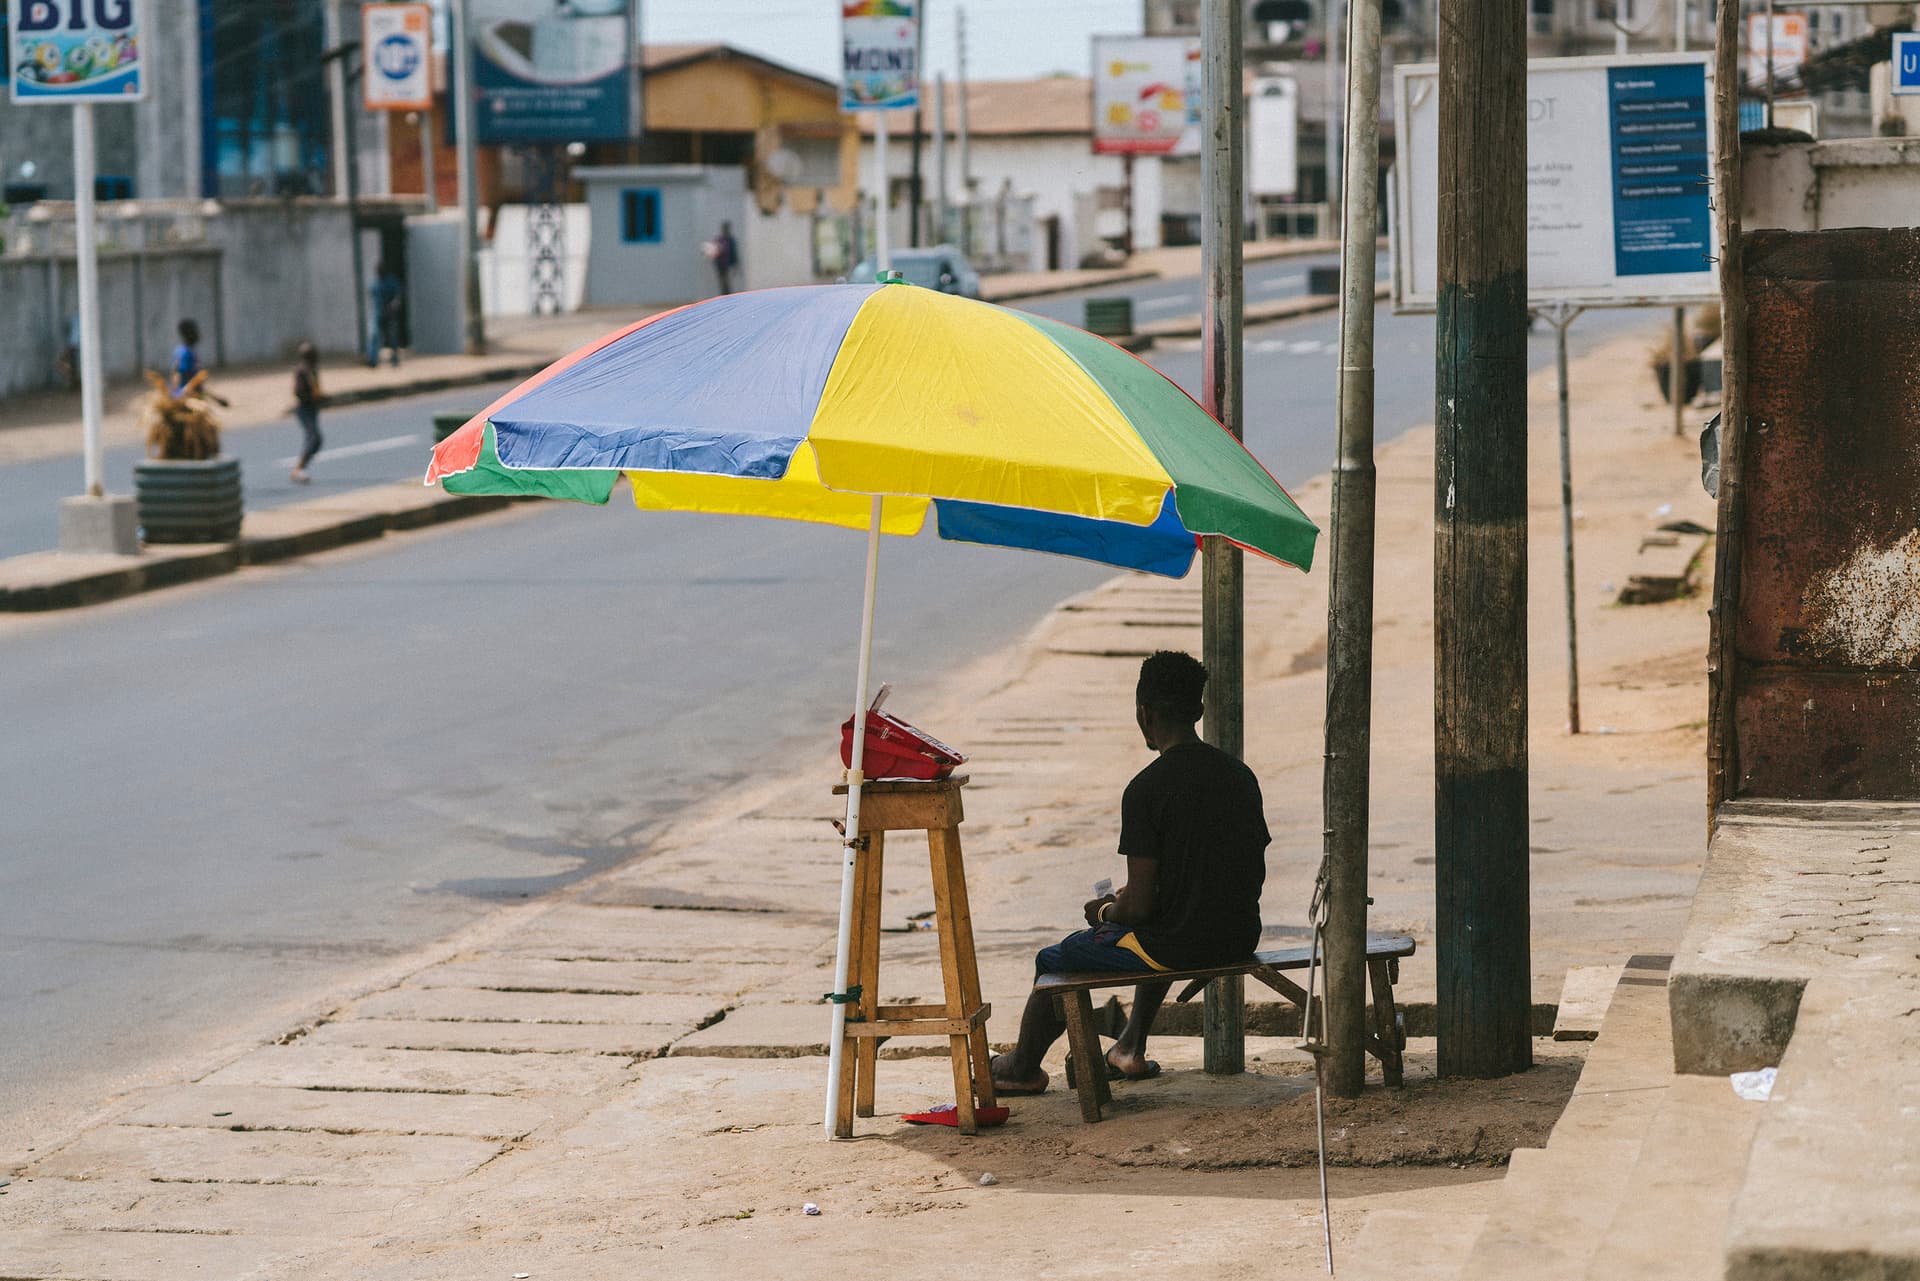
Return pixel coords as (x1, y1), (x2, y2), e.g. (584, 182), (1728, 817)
(858, 76), (1095, 137)
(641, 42), (838, 94)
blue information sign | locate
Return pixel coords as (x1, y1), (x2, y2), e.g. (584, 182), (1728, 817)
(1606, 63), (1711, 278)
(1894, 32), (1920, 97)
(471, 1), (633, 144)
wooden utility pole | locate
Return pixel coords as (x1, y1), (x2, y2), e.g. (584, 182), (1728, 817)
(1433, 0), (1532, 1079)
(1321, 0), (1382, 1100)
(1705, 0), (1747, 821)
(1199, 0), (1246, 1077)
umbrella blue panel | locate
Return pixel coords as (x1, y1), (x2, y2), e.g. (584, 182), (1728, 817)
(490, 285), (879, 479)
(933, 491), (1199, 578)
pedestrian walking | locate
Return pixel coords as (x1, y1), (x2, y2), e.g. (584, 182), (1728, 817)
(289, 342), (323, 485)
(366, 261), (404, 368)
(169, 318), (228, 406)
(703, 222), (739, 295)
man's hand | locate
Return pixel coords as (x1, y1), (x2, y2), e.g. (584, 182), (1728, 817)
(1083, 895), (1117, 927)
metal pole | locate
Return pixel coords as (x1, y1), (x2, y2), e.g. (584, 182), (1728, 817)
(874, 110), (892, 271)
(933, 73), (948, 243)
(419, 111), (438, 212)
(1552, 304), (1584, 735)
(1672, 0), (1686, 439)
(342, 50), (368, 365)
(1200, 0), (1246, 1077)
(1324, 0), (1343, 231)
(1434, 0), (1533, 1081)
(73, 103), (105, 497)
(824, 496), (886, 1138)
(957, 5), (973, 254)
(1765, 0), (1776, 127)
(453, 0), (487, 355)
(909, 4), (926, 247)
(1321, 0), (1382, 1101)
(325, 0), (351, 201)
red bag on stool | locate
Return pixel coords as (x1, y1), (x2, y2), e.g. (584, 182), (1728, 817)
(839, 686), (967, 781)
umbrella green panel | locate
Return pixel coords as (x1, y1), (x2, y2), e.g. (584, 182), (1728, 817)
(441, 424), (622, 505)
(1015, 313), (1319, 572)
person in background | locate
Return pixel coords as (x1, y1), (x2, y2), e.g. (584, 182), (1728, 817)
(706, 222), (739, 295)
(169, 318), (227, 406)
(367, 262), (404, 368)
(289, 342), (323, 485)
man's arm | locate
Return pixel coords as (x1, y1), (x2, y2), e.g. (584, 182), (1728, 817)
(1084, 856), (1157, 927)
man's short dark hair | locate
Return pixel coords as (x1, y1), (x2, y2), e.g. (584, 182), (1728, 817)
(177, 318), (199, 344)
(1137, 650), (1207, 724)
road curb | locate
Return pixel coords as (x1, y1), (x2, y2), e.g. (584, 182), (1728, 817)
(1138, 282), (1392, 341)
(316, 362), (550, 412)
(0, 485), (521, 613)
(983, 267), (1160, 303)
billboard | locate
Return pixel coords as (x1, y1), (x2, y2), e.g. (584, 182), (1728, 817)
(8, 0), (145, 104)
(1249, 75), (1299, 197)
(362, 3), (432, 113)
(1745, 12), (1808, 90)
(841, 1), (917, 110)
(1091, 35), (1200, 156)
(470, 0), (632, 143)
(1393, 54), (1719, 312)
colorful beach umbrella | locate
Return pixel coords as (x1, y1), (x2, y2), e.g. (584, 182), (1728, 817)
(425, 279), (1318, 1135)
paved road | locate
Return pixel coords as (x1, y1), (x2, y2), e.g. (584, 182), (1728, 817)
(0, 281), (1657, 1159)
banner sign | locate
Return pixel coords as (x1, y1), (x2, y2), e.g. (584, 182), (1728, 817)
(841, 1), (917, 111)
(1091, 35), (1200, 156)
(1745, 12), (1808, 90)
(8, 0), (145, 104)
(363, 3), (431, 112)
(1393, 53), (1719, 312)
(471, 0), (632, 143)
(1249, 75), (1299, 197)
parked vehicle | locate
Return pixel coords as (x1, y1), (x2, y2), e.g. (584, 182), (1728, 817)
(847, 245), (982, 299)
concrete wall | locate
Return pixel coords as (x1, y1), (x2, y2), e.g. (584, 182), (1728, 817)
(0, 199), (366, 396)
(1744, 138), (1920, 233)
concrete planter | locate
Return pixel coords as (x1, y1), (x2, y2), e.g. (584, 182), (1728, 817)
(134, 456), (243, 544)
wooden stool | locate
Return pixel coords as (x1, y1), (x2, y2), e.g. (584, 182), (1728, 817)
(830, 774), (996, 1136)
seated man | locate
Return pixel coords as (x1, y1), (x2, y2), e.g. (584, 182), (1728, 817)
(991, 650), (1270, 1095)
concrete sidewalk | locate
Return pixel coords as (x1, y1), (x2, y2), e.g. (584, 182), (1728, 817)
(0, 318), (1719, 1279)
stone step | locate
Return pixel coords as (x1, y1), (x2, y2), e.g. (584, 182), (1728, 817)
(1448, 957), (1675, 1280)
(1585, 1072), (1764, 1281)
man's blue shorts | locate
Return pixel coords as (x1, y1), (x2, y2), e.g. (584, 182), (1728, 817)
(1035, 923), (1158, 978)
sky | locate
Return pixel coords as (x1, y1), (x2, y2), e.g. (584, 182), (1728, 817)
(640, 0), (1145, 85)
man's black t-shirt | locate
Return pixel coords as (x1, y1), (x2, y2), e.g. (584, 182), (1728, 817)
(1118, 740), (1270, 970)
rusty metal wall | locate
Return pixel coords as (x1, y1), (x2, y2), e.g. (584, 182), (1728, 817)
(1735, 228), (1920, 800)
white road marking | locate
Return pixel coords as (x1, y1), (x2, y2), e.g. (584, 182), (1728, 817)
(1255, 273), (1307, 292)
(274, 432), (424, 469)
(1137, 296), (1188, 313)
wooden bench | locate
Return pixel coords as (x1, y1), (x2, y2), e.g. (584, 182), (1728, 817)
(1034, 931), (1416, 1122)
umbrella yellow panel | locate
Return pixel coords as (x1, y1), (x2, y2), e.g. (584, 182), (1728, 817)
(626, 442), (930, 535)
(809, 286), (1175, 529)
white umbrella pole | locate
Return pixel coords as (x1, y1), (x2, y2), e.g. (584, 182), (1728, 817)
(824, 495), (886, 1138)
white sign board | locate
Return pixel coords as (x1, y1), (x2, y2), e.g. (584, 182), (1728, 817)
(363, 3), (432, 112)
(1746, 13), (1808, 90)
(1393, 54), (1720, 313)
(1249, 75), (1299, 197)
(1894, 32), (1920, 96)
(8, 0), (145, 104)
(1091, 34), (1201, 156)
(841, 0), (917, 111)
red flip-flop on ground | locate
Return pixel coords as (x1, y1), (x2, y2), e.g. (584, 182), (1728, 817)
(902, 1103), (1011, 1127)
